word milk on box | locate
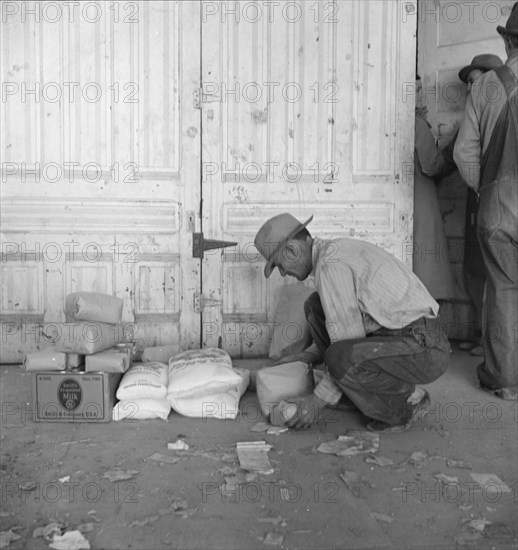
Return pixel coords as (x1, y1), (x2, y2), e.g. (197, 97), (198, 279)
(33, 371), (122, 422)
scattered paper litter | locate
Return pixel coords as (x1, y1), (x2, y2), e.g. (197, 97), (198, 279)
(434, 473), (460, 486)
(147, 453), (180, 465)
(60, 439), (91, 446)
(236, 441), (274, 475)
(250, 422), (271, 433)
(0, 530), (21, 549)
(317, 431), (379, 456)
(49, 530), (90, 550)
(256, 516), (286, 526)
(365, 455), (393, 466)
(58, 476), (70, 483)
(263, 532), (285, 546)
(102, 469), (139, 482)
(250, 422), (288, 435)
(167, 439), (189, 451)
(469, 473), (511, 494)
(266, 426), (288, 435)
(446, 458), (472, 469)
(467, 519), (492, 532)
(408, 451), (427, 468)
(370, 512), (394, 524)
(33, 522), (64, 540)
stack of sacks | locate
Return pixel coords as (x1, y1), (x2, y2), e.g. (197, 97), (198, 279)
(23, 292), (128, 372)
(167, 348), (249, 420)
(113, 362), (171, 421)
(256, 361), (314, 420)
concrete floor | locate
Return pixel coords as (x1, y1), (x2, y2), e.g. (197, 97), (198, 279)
(1, 346), (517, 550)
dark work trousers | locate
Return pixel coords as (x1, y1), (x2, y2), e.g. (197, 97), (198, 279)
(304, 292), (450, 426)
(463, 188), (485, 342)
(476, 66), (518, 390)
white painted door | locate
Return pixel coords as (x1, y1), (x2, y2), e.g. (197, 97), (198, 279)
(200, 0), (418, 357)
(0, 1), (201, 362)
(417, 0), (512, 338)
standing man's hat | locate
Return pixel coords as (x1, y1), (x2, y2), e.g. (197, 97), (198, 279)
(458, 54), (503, 82)
(254, 213), (313, 278)
(497, 2), (518, 37)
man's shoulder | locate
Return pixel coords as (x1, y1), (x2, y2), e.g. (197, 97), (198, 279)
(469, 70), (504, 105)
(315, 236), (387, 260)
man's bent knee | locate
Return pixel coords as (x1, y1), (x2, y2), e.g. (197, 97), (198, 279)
(325, 340), (354, 381)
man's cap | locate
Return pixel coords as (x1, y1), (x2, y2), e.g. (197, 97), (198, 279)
(254, 213), (313, 278)
(497, 2), (518, 37)
(458, 54), (503, 83)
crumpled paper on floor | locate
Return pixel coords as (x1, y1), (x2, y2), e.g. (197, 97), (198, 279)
(317, 431), (380, 456)
(49, 530), (90, 550)
(236, 441), (274, 474)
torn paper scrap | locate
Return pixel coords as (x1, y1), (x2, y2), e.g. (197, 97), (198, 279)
(446, 458), (472, 470)
(317, 431), (380, 456)
(49, 530), (90, 550)
(365, 455), (393, 466)
(434, 473), (460, 486)
(370, 512), (394, 524)
(167, 439), (190, 451)
(469, 473), (511, 494)
(102, 469), (139, 482)
(147, 453), (180, 465)
(236, 441), (274, 475)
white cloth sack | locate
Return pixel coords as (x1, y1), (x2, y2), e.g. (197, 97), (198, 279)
(65, 292), (123, 324)
(256, 361), (314, 416)
(113, 398), (171, 421)
(168, 348), (241, 399)
(116, 362), (168, 400)
(169, 368), (249, 420)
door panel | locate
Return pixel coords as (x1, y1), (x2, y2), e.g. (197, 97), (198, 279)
(0, 1), (201, 362)
(201, 0), (417, 357)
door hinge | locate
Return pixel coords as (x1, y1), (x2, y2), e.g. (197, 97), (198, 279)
(193, 87), (222, 110)
(193, 292), (223, 313)
(192, 232), (237, 259)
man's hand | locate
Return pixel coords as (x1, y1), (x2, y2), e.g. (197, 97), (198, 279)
(285, 393), (327, 430)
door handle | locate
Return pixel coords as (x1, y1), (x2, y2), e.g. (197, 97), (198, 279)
(192, 232), (237, 259)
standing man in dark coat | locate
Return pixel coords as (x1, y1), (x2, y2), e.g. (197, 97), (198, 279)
(454, 3), (518, 399)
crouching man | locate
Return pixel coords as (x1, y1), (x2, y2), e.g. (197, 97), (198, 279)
(254, 213), (450, 432)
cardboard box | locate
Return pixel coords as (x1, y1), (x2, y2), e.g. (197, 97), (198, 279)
(33, 371), (122, 422)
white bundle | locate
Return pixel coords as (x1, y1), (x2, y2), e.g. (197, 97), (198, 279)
(113, 398), (171, 421)
(167, 348), (241, 399)
(116, 362), (168, 400)
(169, 368), (249, 420)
